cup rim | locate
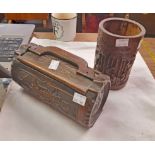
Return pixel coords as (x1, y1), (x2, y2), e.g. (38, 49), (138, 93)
(51, 15), (77, 20)
(99, 17), (146, 38)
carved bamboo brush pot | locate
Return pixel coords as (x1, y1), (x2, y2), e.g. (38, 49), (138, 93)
(95, 17), (146, 90)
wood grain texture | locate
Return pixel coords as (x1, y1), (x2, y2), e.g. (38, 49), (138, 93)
(5, 13), (49, 28)
(33, 32), (98, 42)
(5, 13), (49, 20)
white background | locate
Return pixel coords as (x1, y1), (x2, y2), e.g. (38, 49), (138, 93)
(0, 0), (155, 13)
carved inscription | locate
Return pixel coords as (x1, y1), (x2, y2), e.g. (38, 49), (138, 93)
(95, 28), (137, 90)
(95, 48), (135, 89)
(12, 66), (79, 119)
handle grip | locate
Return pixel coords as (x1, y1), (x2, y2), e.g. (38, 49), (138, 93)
(28, 43), (94, 80)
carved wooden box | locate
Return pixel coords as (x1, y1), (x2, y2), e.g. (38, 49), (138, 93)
(11, 43), (110, 128)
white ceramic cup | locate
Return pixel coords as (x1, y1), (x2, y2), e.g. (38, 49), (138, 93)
(51, 13), (77, 41)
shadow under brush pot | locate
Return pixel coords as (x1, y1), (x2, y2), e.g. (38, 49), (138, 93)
(94, 17), (146, 90)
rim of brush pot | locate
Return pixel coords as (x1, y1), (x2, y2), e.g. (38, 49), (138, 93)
(99, 17), (146, 38)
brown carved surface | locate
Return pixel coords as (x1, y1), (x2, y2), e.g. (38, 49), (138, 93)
(11, 44), (110, 128)
(95, 18), (146, 90)
(12, 61), (79, 119)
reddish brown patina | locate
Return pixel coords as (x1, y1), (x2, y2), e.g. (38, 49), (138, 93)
(95, 18), (146, 90)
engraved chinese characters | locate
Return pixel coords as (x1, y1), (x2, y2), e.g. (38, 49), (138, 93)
(95, 18), (146, 90)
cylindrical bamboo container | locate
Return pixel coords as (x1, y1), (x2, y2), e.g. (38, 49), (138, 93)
(94, 17), (146, 90)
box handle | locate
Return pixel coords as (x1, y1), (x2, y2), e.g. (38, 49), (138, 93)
(28, 43), (95, 80)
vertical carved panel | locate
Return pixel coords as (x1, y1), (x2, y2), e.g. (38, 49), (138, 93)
(95, 47), (136, 89)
